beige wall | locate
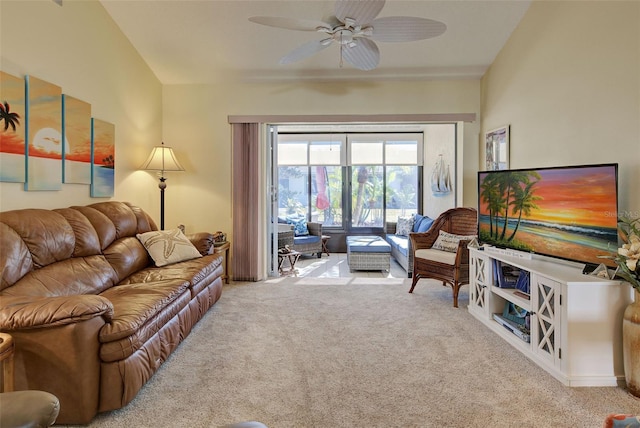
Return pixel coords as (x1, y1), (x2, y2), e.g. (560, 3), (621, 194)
(0, 0), (163, 216)
(162, 81), (482, 238)
(9, 1), (636, 247)
(0, 1), (482, 240)
(481, 0), (640, 217)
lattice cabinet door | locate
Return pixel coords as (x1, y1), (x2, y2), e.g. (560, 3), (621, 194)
(469, 252), (489, 316)
(531, 274), (561, 367)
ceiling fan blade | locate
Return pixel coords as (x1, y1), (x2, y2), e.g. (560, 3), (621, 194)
(334, 0), (385, 27)
(371, 17), (447, 42)
(342, 38), (380, 71)
(249, 16), (331, 32)
(280, 40), (332, 65)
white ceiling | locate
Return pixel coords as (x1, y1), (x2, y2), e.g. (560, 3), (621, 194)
(99, 0), (531, 85)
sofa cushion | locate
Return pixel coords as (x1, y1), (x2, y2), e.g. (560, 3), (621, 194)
(432, 230), (477, 253)
(396, 216), (414, 236)
(121, 254), (222, 294)
(0, 256), (118, 297)
(98, 279), (190, 361)
(137, 229), (202, 267)
(385, 234), (410, 257)
(412, 214), (425, 232)
(412, 214), (435, 233)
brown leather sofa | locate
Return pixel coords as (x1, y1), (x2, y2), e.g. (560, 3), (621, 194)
(0, 201), (224, 424)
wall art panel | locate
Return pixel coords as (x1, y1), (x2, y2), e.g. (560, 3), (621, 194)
(91, 118), (115, 198)
(25, 75), (62, 191)
(0, 71), (26, 182)
(62, 94), (91, 184)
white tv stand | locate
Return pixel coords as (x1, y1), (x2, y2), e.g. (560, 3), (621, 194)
(468, 246), (631, 387)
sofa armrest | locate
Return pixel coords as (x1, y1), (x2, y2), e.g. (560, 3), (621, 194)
(187, 232), (218, 255)
(386, 222), (397, 235)
(307, 222), (322, 237)
(0, 295), (113, 330)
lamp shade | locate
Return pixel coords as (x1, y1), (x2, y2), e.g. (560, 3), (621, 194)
(139, 142), (185, 173)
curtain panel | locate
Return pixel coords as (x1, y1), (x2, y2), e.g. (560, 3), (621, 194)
(231, 123), (260, 281)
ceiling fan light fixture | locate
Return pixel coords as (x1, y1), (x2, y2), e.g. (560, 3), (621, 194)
(249, 0), (446, 71)
(343, 17), (356, 29)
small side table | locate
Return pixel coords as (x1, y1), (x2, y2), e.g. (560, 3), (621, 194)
(213, 241), (230, 284)
(321, 235), (331, 256)
(278, 250), (301, 275)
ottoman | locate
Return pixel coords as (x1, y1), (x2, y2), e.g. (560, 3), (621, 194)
(346, 236), (391, 272)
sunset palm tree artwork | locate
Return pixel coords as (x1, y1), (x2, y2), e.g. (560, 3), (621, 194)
(0, 102), (20, 131)
(62, 94), (92, 184)
(478, 165), (619, 266)
(25, 75), (62, 191)
(0, 71), (26, 182)
(90, 118), (115, 198)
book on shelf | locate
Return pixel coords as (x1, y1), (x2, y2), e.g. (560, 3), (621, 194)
(493, 259), (519, 288)
(493, 313), (531, 343)
(515, 269), (530, 295)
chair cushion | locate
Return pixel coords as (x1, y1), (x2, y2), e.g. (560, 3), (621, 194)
(415, 248), (457, 265)
(431, 230), (476, 253)
(294, 235), (320, 245)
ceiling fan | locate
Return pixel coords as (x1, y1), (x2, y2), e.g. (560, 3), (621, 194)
(249, 0), (446, 71)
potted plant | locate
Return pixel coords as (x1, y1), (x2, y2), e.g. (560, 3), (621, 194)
(607, 215), (640, 397)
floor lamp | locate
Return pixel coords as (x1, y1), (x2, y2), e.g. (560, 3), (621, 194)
(140, 142), (185, 230)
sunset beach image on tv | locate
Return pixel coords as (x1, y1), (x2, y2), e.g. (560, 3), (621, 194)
(478, 163), (619, 267)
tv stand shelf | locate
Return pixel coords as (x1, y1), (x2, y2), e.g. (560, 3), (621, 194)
(468, 247), (631, 387)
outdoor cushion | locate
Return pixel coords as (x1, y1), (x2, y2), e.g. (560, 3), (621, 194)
(286, 216), (309, 236)
(293, 235), (320, 245)
(415, 216), (434, 232)
(386, 234), (409, 257)
(347, 236), (391, 253)
(396, 216), (414, 236)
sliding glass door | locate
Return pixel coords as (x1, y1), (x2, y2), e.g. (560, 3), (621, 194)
(276, 132), (423, 234)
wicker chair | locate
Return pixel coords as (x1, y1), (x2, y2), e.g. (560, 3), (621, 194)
(409, 207), (478, 307)
(293, 222), (323, 257)
(277, 222), (323, 257)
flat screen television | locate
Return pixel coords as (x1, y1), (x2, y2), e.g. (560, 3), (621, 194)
(477, 163), (619, 268)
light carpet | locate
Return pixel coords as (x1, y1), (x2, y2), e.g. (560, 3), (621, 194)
(67, 277), (640, 427)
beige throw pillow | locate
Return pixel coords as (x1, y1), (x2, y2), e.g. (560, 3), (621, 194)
(431, 230), (477, 253)
(137, 229), (202, 267)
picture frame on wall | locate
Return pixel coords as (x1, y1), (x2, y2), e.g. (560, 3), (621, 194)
(485, 125), (510, 171)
